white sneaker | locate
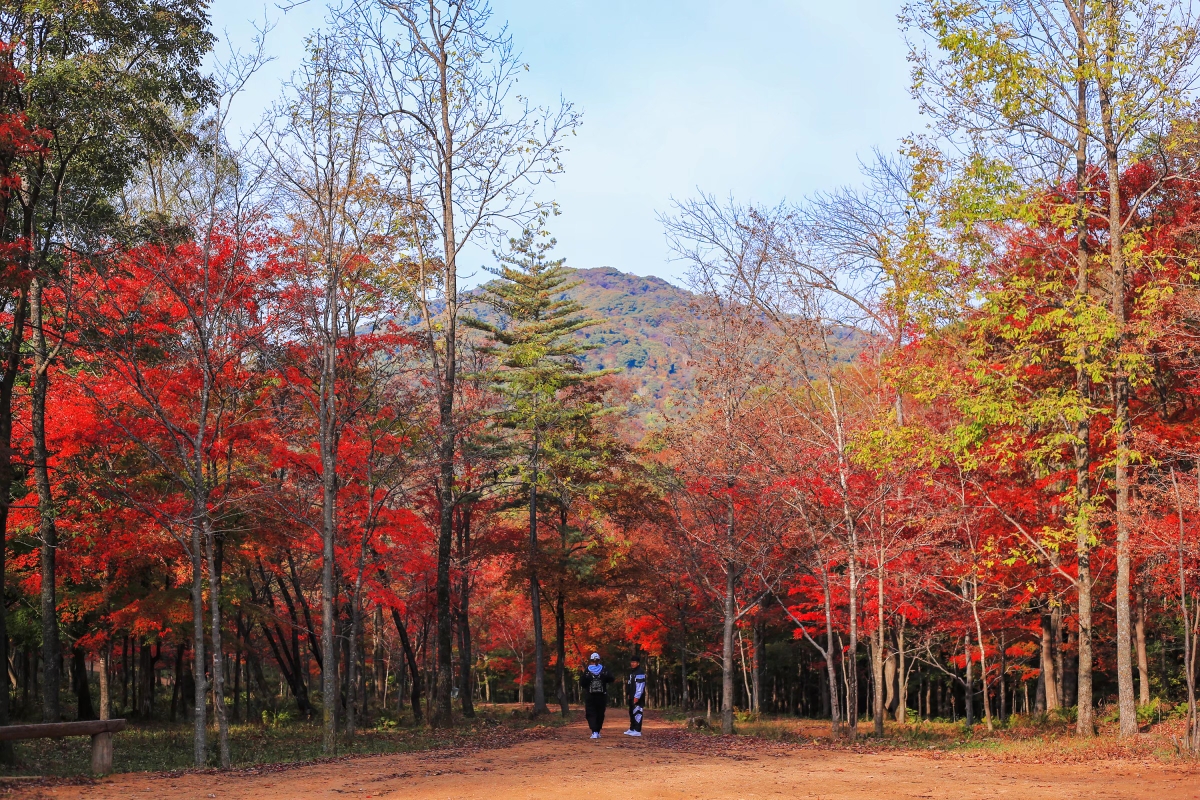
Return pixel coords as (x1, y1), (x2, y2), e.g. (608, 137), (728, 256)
(628, 731), (642, 737)
(590, 732), (598, 739)
(623, 730), (636, 736)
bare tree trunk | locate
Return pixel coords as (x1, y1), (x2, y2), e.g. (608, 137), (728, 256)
(205, 519), (230, 768)
(1040, 604), (1059, 711)
(347, 587), (361, 736)
(320, 319), (339, 753)
(895, 618), (907, 724)
(555, 590), (568, 716)
(1072, 4), (1096, 738)
(1097, 0), (1137, 735)
(1136, 586), (1151, 706)
(0, 288), (25, 764)
(431, 22), (460, 730)
(972, 599), (993, 731)
(964, 634), (974, 727)
(190, 516), (207, 766)
(31, 279), (59, 724)
(721, 566), (736, 735)
(390, 608), (423, 723)
(528, 461), (546, 715)
(98, 647), (110, 721)
(873, 567), (885, 736)
(679, 625), (688, 711)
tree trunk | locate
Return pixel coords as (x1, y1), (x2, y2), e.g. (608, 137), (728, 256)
(0, 287), (26, 764)
(1097, 4), (1137, 734)
(873, 568), (885, 736)
(432, 31), (460, 729)
(390, 608), (423, 723)
(1136, 586), (1151, 706)
(73, 647), (94, 720)
(555, 589), (568, 716)
(205, 520), (230, 768)
(721, 566), (736, 735)
(319, 330), (339, 752)
(99, 646), (110, 721)
(458, 507), (475, 719)
(347, 587), (361, 736)
(752, 615), (764, 713)
(528, 463), (546, 715)
(1072, 9), (1096, 738)
(1040, 604), (1059, 711)
(964, 633), (974, 727)
(895, 619), (907, 724)
(190, 516), (207, 766)
(31, 278), (59, 724)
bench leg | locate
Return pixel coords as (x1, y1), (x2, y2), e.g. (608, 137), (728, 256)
(90, 732), (113, 776)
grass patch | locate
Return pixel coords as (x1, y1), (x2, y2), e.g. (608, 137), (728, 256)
(0, 704), (571, 778)
(706, 712), (1190, 762)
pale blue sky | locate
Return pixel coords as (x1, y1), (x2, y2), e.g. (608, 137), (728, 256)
(209, 0), (925, 285)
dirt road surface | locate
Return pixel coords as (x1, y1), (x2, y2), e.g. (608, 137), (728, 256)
(12, 719), (1200, 800)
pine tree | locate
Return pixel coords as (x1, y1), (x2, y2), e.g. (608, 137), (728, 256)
(466, 219), (608, 716)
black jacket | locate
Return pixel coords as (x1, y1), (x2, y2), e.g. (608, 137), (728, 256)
(580, 665), (614, 699)
(627, 669), (647, 706)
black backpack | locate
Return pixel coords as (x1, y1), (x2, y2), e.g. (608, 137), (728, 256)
(586, 669), (606, 694)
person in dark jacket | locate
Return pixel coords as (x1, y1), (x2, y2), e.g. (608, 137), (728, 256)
(624, 655), (646, 737)
(580, 652), (614, 739)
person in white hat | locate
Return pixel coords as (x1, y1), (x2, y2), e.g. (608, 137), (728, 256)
(579, 652), (614, 739)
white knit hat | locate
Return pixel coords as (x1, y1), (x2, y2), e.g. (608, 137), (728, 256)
(589, 652), (600, 660)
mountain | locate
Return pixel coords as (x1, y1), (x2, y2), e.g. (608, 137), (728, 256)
(567, 267), (698, 413)
(468, 265), (868, 437)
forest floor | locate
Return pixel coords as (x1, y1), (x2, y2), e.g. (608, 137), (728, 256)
(5, 711), (1200, 800)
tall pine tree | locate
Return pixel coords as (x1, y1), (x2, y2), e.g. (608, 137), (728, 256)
(466, 219), (608, 715)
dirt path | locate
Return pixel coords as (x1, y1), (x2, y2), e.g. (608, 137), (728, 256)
(14, 718), (1200, 800)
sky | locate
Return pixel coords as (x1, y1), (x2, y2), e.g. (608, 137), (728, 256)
(208, 0), (926, 286)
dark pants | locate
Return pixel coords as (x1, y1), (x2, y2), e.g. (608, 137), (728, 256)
(585, 696), (607, 733)
(629, 701), (643, 732)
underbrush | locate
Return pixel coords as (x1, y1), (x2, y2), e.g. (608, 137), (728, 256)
(0, 703), (571, 778)
(685, 711), (1191, 763)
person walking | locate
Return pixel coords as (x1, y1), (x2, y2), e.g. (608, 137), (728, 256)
(624, 654), (646, 737)
(580, 652), (614, 739)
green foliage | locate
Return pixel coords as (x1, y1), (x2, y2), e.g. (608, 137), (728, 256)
(466, 218), (611, 490)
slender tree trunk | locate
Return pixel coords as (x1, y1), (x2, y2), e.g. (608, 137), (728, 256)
(1071, 2), (1096, 738)
(529, 458), (546, 714)
(347, 587), (361, 735)
(1040, 604), (1059, 711)
(679, 624), (688, 711)
(0, 288), (24, 763)
(191, 516), (207, 766)
(823, 574), (841, 736)
(964, 633), (974, 727)
(458, 507), (475, 719)
(752, 615), (764, 713)
(31, 279), (59, 723)
(1136, 586), (1151, 706)
(555, 589), (568, 716)
(98, 646), (110, 721)
(73, 647), (94, 720)
(972, 601), (993, 732)
(873, 567), (885, 736)
(432, 33), (459, 730)
(390, 608), (423, 723)
(895, 618), (907, 724)
(1097, 1), (1137, 735)
(847, 549), (859, 738)
(721, 566), (736, 735)
(320, 320), (339, 752)
(205, 519), (230, 768)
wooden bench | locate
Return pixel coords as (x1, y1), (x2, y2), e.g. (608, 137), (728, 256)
(0, 719), (126, 775)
